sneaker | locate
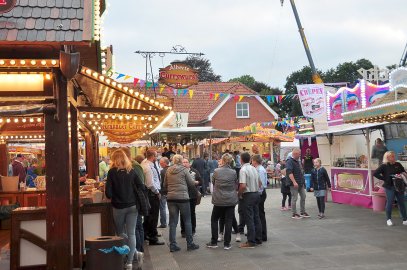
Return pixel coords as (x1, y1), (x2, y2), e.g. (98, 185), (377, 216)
(319, 214), (325, 219)
(187, 243), (200, 251)
(300, 212), (310, 218)
(239, 242), (255, 249)
(170, 246), (181, 252)
(136, 252), (144, 265)
(387, 219), (393, 226)
(403, 220), (407, 226)
(125, 263), (133, 270)
(255, 241), (262, 246)
(280, 206), (288, 211)
(292, 213), (302, 219)
(206, 242), (218, 248)
(235, 234), (242, 242)
(217, 233), (224, 242)
(288, 206), (292, 210)
(157, 224), (167, 228)
(224, 244), (232, 250)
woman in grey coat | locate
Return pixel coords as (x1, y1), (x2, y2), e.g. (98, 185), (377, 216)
(206, 153), (238, 250)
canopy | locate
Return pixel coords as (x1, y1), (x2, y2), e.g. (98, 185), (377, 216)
(297, 122), (384, 137)
(233, 123), (295, 142)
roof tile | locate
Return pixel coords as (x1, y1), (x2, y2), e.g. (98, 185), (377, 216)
(36, 30), (46, 41)
(0, 29), (8, 40)
(16, 18), (27, 29)
(55, 0), (63, 8)
(76, 8), (83, 19)
(26, 29), (37, 41)
(67, 9), (77, 19)
(60, 8), (67, 19)
(19, 0), (29, 7)
(72, 0), (81, 8)
(65, 30), (74, 41)
(50, 7), (59, 18)
(40, 7), (50, 18)
(34, 18), (45, 29)
(6, 29), (18, 41)
(45, 30), (56, 41)
(53, 18), (62, 29)
(16, 29), (28, 41)
(61, 19), (70, 30)
(55, 29), (64, 41)
(46, 0), (56, 7)
(31, 7), (42, 18)
(74, 30), (82, 41)
(37, 0), (47, 8)
(5, 18), (17, 29)
(21, 7), (33, 18)
(44, 18), (54, 29)
(25, 18), (36, 29)
(63, 0), (72, 8)
(70, 19), (80, 30)
(12, 7), (23, 17)
(28, 0), (38, 7)
(0, 21), (6, 28)
(2, 11), (13, 18)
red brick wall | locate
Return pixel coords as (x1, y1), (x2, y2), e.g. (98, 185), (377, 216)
(209, 98), (276, 129)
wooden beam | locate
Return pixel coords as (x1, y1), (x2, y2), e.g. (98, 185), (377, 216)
(85, 132), (97, 179)
(45, 70), (72, 269)
(77, 106), (166, 116)
(0, 144), (8, 176)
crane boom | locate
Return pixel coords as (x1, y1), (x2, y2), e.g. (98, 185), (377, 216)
(282, 0), (323, 83)
(400, 42), (407, 67)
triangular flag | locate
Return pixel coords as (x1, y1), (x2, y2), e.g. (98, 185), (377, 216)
(209, 92), (214, 100)
(159, 85), (165, 94)
(189, 90), (194, 99)
(124, 75), (132, 80)
(267, 96), (272, 104)
(133, 78), (139, 87)
(146, 82), (152, 88)
(116, 73), (125, 80)
(215, 93), (220, 100)
(139, 80), (145, 88)
(173, 88), (177, 96)
(239, 95), (244, 102)
(177, 89), (182, 96)
(219, 93), (224, 99)
(282, 95), (286, 100)
(167, 87), (172, 94)
(153, 83), (159, 88)
(182, 89), (188, 96)
(234, 95), (239, 101)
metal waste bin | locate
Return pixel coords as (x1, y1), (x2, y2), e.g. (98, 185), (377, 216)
(85, 236), (124, 270)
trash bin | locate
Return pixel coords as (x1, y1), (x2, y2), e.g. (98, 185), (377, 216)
(304, 174), (311, 191)
(372, 192), (386, 212)
(85, 236), (125, 270)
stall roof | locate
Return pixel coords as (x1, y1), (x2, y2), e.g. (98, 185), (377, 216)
(150, 127), (251, 141)
(297, 122), (385, 137)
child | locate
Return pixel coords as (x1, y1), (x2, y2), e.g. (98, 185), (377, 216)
(280, 169), (292, 211)
(310, 158), (331, 218)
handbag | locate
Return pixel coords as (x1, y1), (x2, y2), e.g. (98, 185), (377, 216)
(392, 175), (406, 193)
(195, 190), (202, 205)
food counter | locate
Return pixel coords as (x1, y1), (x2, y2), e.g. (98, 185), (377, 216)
(0, 190), (46, 207)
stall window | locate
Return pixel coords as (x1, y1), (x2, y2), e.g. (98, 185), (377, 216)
(236, 102), (249, 118)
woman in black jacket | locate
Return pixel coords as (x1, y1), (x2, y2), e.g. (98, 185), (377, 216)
(310, 158), (331, 219)
(105, 149), (144, 269)
(373, 151), (407, 226)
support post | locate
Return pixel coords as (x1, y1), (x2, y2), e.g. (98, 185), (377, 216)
(45, 69), (72, 269)
(269, 140), (274, 166)
(0, 143), (8, 176)
(85, 132), (97, 179)
(366, 128), (373, 196)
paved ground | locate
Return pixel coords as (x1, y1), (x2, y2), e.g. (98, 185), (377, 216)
(143, 188), (407, 270)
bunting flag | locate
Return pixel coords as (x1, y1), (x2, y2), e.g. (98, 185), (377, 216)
(173, 88), (177, 96)
(239, 95), (244, 102)
(234, 95), (239, 101)
(146, 82), (153, 88)
(182, 89), (188, 96)
(159, 85), (165, 94)
(139, 80), (145, 88)
(133, 78), (139, 87)
(209, 92), (214, 100)
(189, 90), (194, 99)
(167, 87), (173, 95)
(214, 93), (220, 100)
(266, 96), (272, 104)
(116, 73), (125, 80)
(124, 75), (132, 80)
(177, 89), (182, 96)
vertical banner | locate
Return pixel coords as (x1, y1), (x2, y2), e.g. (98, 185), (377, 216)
(296, 84), (326, 118)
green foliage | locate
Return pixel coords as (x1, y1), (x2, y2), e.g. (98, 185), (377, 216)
(182, 56), (221, 82)
(229, 75), (256, 89)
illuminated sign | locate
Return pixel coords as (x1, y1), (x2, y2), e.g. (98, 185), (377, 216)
(159, 62), (199, 89)
(337, 173), (364, 190)
(0, 74), (44, 92)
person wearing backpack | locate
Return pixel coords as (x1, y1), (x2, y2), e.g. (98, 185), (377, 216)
(374, 151), (407, 226)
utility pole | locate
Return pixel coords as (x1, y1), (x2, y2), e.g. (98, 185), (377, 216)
(281, 0), (323, 83)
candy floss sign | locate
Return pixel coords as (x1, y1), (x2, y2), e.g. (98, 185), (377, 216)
(296, 84), (326, 118)
(159, 62), (199, 89)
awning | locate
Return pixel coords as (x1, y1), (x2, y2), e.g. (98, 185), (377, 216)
(297, 122), (385, 137)
(343, 88), (407, 124)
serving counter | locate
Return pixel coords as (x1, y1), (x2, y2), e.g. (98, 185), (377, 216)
(0, 190), (46, 207)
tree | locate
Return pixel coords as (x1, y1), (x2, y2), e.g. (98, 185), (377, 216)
(324, 58), (374, 84)
(229, 75), (256, 89)
(182, 56), (221, 82)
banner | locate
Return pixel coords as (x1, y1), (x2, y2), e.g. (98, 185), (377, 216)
(296, 84), (326, 118)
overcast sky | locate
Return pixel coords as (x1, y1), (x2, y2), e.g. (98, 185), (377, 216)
(102, 0), (407, 90)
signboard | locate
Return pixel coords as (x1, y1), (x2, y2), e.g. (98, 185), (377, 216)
(159, 62), (199, 89)
(337, 172), (365, 190)
(0, 74), (44, 92)
(390, 67), (407, 91)
(296, 84), (326, 118)
(0, 0), (16, 14)
(101, 119), (146, 144)
(357, 65), (389, 82)
(0, 121), (44, 133)
(331, 168), (370, 195)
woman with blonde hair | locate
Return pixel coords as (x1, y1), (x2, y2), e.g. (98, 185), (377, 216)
(309, 158), (331, 219)
(105, 149), (144, 269)
(163, 154), (199, 252)
(374, 151), (407, 226)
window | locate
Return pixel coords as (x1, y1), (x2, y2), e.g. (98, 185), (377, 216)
(236, 102), (249, 118)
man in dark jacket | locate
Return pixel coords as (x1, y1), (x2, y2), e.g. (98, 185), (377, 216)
(12, 154), (26, 184)
(286, 148), (310, 219)
(158, 157), (170, 228)
(181, 159), (201, 236)
(192, 154), (208, 196)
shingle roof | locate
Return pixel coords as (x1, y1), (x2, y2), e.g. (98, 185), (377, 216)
(0, 0), (87, 42)
(172, 82), (257, 123)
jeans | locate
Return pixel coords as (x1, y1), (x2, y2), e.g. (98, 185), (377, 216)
(143, 192), (160, 240)
(238, 198), (245, 234)
(385, 186), (407, 221)
(282, 192), (292, 207)
(211, 205), (235, 245)
(135, 214), (144, 252)
(180, 199), (196, 233)
(242, 192), (262, 244)
(159, 195), (167, 226)
(112, 205), (138, 264)
(316, 196), (326, 214)
(259, 190), (267, 241)
(168, 201), (194, 249)
(290, 184), (306, 214)
(219, 212), (238, 234)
